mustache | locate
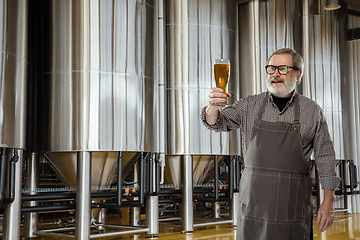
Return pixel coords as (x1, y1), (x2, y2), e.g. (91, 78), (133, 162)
(270, 77), (284, 83)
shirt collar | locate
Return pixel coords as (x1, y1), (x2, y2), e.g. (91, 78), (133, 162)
(268, 91), (296, 103)
(268, 91), (297, 112)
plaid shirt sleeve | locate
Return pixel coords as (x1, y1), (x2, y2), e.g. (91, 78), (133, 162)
(313, 110), (341, 190)
(200, 98), (246, 132)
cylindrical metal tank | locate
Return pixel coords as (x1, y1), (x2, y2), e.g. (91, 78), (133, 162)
(27, 0), (157, 153)
(164, 0), (240, 186)
(0, 0), (27, 149)
(165, 0), (240, 156)
(238, 0), (302, 96)
(26, 0), (157, 187)
(302, 0), (347, 159)
(0, 2), (27, 237)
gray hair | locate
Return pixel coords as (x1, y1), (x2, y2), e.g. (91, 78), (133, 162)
(267, 48), (304, 83)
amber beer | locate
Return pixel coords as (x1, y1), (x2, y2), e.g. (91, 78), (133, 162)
(214, 59), (230, 105)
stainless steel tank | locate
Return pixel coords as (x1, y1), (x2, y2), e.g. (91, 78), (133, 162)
(302, 0), (346, 158)
(164, 0), (241, 186)
(0, 0), (27, 149)
(165, 0), (240, 156)
(0, 1), (28, 239)
(238, 0), (303, 96)
(26, 0), (157, 188)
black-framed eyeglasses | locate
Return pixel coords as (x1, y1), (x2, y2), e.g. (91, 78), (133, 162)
(265, 65), (299, 75)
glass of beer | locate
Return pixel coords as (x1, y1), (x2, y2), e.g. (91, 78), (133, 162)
(213, 58), (230, 105)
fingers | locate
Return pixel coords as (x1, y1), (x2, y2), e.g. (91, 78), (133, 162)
(209, 87), (229, 108)
(316, 212), (321, 225)
(318, 216), (333, 232)
(211, 87), (224, 93)
(317, 211), (334, 233)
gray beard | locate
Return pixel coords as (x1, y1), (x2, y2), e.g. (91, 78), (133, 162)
(267, 77), (297, 98)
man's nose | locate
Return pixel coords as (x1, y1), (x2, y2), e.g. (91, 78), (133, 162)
(273, 68), (281, 77)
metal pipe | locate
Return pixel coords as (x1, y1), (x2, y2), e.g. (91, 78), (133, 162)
(35, 225), (159, 239)
(159, 154), (166, 185)
(349, 160), (358, 190)
(160, 189), (181, 194)
(229, 156), (235, 199)
(3, 149), (23, 240)
(139, 152), (147, 205)
(161, 188), (226, 195)
(193, 219), (233, 228)
(90, 227), (150, 238)
(159, 217), (182, 222)
(194, 189), (222, 193)
(22, 191), (119, 201)
(102, 225), (149, 230)
(159, 198), (181, 204)
(0, 148), (7, 202)
(230, 192), (240, 226)
(120, 201), (144, 207)
(6, 149), (19, 203)
(96, 208), (106, 231)
(24, 153), (39, 238)
(146, 195), (159, 235)
(181, 155), (193, 233)
(194, 197), (231, 202)
(157, 0), (166, 185)
(148, 153), (154, 193)
(21, 204), (77, 213)
(130, 160), (140, 227)
(235, 156), (242, 192)
(148, 153), (160, 196)
(75, 151), (91, 240)
(32, 231), (76, 239)
(35, 226), (76, 233)
(117, 152), (123, 206)
(338, 160), (348, 210)
(212, 202), (221, 218)
(156, 153), (160, 194)
(339, 161), (346, 195)
(214, 155), (219, 201)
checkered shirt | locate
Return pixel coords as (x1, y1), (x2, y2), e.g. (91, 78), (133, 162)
(200, 91), (341, 190)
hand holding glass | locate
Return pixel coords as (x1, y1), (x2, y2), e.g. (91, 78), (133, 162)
(213, 59), (230, 105)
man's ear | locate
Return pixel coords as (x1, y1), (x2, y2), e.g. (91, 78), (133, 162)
(297, 69), (302, 81)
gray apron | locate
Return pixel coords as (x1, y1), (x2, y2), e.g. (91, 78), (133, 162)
(237, 93), (312, 240)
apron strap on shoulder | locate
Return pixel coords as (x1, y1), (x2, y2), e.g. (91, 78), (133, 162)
(256, 93), (269, 123)
(293, 94), (300, 132)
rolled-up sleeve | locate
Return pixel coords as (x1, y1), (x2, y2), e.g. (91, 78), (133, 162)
(200, 99), (245, 132)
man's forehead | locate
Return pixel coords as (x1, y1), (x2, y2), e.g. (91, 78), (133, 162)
(269, 53), (293, 64)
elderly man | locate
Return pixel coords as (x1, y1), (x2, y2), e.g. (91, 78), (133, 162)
(201, 48), (340, 239)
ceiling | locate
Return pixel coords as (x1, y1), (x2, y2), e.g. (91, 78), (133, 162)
(346, 0), (360, 13)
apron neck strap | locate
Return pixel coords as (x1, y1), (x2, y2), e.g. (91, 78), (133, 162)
(256, 93), (270, 124)
(293, 93), (300, 131)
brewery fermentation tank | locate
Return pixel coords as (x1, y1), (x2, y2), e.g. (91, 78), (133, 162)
(0, 0), (27, 149)
(164, 0), (241, 185)
(0, 1), (28, 239)
(27, 0), (158, 188)
(163, 0), (240, 232)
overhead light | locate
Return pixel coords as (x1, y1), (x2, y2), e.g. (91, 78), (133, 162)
(324, 0), (341, 10)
